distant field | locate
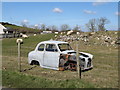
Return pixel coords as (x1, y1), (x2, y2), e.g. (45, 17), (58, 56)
(2, 32), (119, 88)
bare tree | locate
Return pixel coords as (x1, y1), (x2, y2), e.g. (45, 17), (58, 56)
(21, 22), (28, 27)
(73, 25), (81, 31)
(51, 25), (58, 31)
(21, 20), (29, 27)
(97, 17), (110, 31)
(34, 24), (39, 29)
(86, 19), (96, 32)
(61, 24), (70, 31)
(48, 25), (58, 31)
(40, 24), (46, 31)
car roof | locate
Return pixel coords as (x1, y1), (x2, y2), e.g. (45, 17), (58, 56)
(40, 40), (68, 44)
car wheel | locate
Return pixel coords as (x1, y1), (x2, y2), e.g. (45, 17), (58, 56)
(31, 60), (40, 65)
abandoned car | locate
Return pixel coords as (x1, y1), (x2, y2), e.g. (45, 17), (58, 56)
(28, 40), (93, 71)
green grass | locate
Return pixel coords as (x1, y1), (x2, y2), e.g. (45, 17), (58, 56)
(2, 33), (55, 57)
(2, 31), (119, 88)
(4, 25), (41, 33)
(2, 70), (94, 88)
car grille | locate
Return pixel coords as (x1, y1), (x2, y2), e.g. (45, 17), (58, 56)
(87, 58), (91, 67)
(68, 55), (76, 61)
(80, 58), (85, 68)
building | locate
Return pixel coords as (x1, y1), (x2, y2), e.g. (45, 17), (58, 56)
(0, 24), (6, 34)
(41, 31), (52, 34)
(0, 24), (7, 38)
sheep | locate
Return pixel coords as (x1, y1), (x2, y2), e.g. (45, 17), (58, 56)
(55, 35), (57, 38)
(20, 33), (28, 38)
(76, 32), (80, 35)
(61, 32), (63, 35)
(67, 30), (73, 35)
(34, 34), (37, 36)
(114, 32), (118, 34)
(22, 34), (28, 38)
(55, 32), (59, 34)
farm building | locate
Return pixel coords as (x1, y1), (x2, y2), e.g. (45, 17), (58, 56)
(0, 24), (7, 38)
(0, 24), (6, 34)
(41, 31), (52, 34)
(0, 25), (21, 38)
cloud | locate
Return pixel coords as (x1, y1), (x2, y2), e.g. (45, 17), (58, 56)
(93, 2), (107, 6)
(92, 0), (112, 6)
(21, 19), (29, 27)
(34, 24), (38, 27)
(115, 12), (120, 16)
(22, 19), (29, 23)
(83, 10), (96, 14)
(53, 8), (63, 13)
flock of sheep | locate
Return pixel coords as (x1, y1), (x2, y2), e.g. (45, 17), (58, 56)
(55, 31), (119, 47)
(20, 30), (119, 48)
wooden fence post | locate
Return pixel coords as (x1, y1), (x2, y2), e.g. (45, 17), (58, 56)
(18, 42), (21, 72)
(16, 39), (23, 72)
(76, 40), (81, 79)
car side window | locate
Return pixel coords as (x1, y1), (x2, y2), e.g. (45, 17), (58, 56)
(46, 44), (58, 52)
(38, 44), (44, 51)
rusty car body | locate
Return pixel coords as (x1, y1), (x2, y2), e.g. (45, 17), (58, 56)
(28, 40), (93, 71)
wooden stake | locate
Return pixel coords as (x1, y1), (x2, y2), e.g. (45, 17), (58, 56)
(18, 42), (21, 72)
(76, 41), (81, 79)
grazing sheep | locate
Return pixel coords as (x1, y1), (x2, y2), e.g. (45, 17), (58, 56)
(114, 32), (118, 34)
(55, 35), (57, 38)
(76, 32), (80, 35)
(34, 34), (37, 36)
(20, 33), (28, 38)
(67, 30), (73, 35)
(61, 32), (63, 35)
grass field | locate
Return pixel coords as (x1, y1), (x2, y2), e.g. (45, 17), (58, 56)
(2, 32), (119, 88)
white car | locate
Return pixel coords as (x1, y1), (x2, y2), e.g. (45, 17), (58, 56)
(28, 40), (93, 71)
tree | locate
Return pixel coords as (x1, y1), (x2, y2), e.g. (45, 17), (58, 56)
(21, 20), (29, 27)
(34, 24), (39, 29)
(21, 22), (28, 27)
(40, 24), (46, 31)
(86, 19), (96, 32)
(73, 25), (81, 31)
(97, 17), (110, 31)
(61, 24), (70, 31)
(47, 25), (58, 31)
(51, 25), (58, 31)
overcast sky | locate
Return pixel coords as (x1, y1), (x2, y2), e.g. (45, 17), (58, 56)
(1, 2), (119, 31)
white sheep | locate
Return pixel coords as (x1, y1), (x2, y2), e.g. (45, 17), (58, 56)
(55, 35), (57, 38)
(115, 32), (118, 34)
(61, 32), (63, 35)
(34, 34), (37, 36)
(67, 30), (73, 35)
(76, 32), (80, 35)
(20, 33), (28, 38)
(55, 32), (59, 34)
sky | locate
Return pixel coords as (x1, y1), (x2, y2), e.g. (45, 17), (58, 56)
(1, 2), (119, 31)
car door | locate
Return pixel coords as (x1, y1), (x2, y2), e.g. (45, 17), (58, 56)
(36, 44), (45, 66)
(43, 44), (60, 68)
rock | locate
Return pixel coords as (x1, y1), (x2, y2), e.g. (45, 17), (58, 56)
(111, 41), (115, 45)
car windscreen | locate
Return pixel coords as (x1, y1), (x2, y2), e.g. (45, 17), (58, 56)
(58, 43), (72, 51)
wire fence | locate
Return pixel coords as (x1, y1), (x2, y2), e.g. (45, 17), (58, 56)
(2, 35), (119, 88)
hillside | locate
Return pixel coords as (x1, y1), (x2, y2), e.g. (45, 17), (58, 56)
(1, 22), (41, 34)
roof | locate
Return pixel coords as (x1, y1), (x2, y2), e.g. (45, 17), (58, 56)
(0, 24), (6, 34)
(40, 40), (68, 44)
(0, 24), (6, 29)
